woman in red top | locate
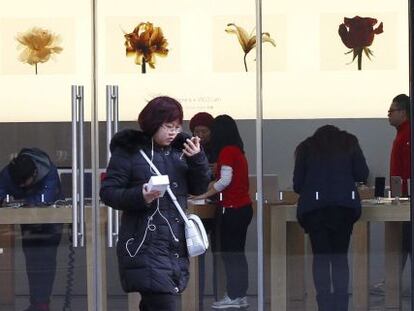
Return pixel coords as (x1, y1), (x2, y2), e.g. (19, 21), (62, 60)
(191, 114), (253, 309)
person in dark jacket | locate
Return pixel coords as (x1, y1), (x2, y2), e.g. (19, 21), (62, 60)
(293, 125), (369, 311)
(0, 148), (63, 311)
(100, 96), (209, 311)
(189, 111), (216, 309)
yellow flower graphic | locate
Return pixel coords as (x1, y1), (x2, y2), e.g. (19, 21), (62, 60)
(225, 23), (276, 72)
(16, 27), (63, 75)
(124, 22), (169, 73)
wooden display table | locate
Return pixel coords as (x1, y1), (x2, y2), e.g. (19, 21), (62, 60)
(0, 206), (107, 311)
(0, 202), (217, 311)
(269, 200), (410, 311)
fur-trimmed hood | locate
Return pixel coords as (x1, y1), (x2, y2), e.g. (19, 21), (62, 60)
(110, 129), (192, 154)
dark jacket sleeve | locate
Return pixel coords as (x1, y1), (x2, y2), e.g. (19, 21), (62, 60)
(186, 151), (209, 195)
(293, 144), (307, 194)
(352, 142), (369, 183)
(26, 166), (61, 204)
(100, 150), (147, 211)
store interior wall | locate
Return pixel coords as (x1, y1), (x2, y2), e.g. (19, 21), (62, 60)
(2, 117), (398, 297)
(0, 118), (395, 188)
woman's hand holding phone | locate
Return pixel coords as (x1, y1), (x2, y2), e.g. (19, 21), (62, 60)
(182, 136), (201, 157)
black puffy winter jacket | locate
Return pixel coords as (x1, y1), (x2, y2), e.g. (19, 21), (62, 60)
(100, 129), (209, 294)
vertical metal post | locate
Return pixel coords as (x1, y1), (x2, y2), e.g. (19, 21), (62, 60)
(255, 0), (264, 310)
(106, 85), (120, 247)
(71, 85), (79, 247)
(106, 86), (114, 247)
(113, 86), (120, 241)
(91, 0), (103, 308)
(79, 86), (85, 247)
(71, 85), (85, 247)
(409, 1), (414, 309)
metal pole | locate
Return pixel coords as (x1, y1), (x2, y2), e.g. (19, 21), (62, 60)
(79, 86), (85, 247)
(91, 0), (103, 309)
(106, 85), (120, 247)
(255, 0), (264, 310)
(106, 86), (114, 247)
(71, 85), (79, 247)
(113, 86), (120, 241)
(409, 0), (414, 309)
(106, 86), (113, 162)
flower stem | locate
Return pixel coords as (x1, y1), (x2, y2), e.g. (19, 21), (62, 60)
(35, 63), (38, 75)
(357, 50), (362, 70)
(243, 53), (248, 72)
(141, 59), (146, 74)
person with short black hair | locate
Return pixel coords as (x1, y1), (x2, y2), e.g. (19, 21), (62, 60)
(9, 154), (37, 186)
(388, 93), (411, 195)
(388, 93), (412, 275)
(0, 147), (63, 311)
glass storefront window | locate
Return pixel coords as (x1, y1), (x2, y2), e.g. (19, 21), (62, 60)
(0, 0), (411, 310)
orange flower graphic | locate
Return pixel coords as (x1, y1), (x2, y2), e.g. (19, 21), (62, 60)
(124, 22), (169, 73)
(16, 27), (63, 75)
(338, 16), (383, 70)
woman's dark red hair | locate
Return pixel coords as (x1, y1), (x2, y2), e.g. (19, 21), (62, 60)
(138, 96), (183, 136)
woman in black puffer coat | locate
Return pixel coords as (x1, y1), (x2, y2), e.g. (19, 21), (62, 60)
(100, 96), (209, 311)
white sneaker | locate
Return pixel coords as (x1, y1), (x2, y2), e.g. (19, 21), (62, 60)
(370, 280), (384, 296)
(211, 295), (249, 309)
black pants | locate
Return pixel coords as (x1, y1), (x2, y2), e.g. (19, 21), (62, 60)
(220, 204), (253, 299)
(198, 218), (216, 307)
(308, 225), (352, 311)
(21, 223), (62, 305)
(139, 292), (177, 311)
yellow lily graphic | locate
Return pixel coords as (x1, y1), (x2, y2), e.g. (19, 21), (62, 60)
(225, 23), (276, 72)
(124, 22), (169, 73)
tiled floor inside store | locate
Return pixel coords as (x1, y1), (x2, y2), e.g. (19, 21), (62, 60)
(2, 292), (411, 311)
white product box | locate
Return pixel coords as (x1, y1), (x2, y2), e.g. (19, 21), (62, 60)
(147, 175), (170, 197)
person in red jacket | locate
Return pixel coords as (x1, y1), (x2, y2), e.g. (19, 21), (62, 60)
(191, 115), (253, 309)
(388, 93), (411, 266)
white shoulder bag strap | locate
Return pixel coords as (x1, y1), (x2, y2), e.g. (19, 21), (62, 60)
(139, 149), (190, 226)
(140, 149), (209, 257)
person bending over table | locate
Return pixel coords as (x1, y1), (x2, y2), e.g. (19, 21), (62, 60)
(293, 125), (369, 311)
(0, 147), (63, 311)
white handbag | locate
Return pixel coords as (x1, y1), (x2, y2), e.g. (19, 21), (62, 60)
(140, 150), (209, 257)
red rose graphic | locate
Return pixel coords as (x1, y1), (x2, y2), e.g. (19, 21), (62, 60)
(338, 16), (383, 70)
